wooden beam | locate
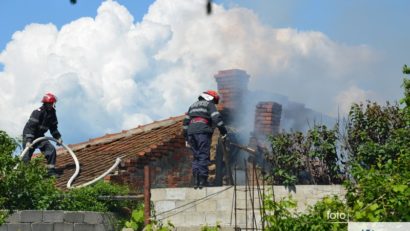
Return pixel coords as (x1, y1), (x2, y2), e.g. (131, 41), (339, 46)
(144, 165), (151, 225)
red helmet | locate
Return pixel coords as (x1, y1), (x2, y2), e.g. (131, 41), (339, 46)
(41, 93), (57, 103)
(204, 90), (220, 104)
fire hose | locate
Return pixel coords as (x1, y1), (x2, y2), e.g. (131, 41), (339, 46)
(18, 136), (122, 189)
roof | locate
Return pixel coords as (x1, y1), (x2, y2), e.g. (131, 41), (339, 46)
(55, 115), (185, 188)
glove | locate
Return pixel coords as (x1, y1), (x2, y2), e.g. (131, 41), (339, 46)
(185, 141), (191, 148)
(25, 141), (33, 149)
(221, 134), (228, 142)
(56, 138), (63, 146)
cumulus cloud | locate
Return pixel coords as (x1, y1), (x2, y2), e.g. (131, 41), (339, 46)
(0, 0), (378, 143)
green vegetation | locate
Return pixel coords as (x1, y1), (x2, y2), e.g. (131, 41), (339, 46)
(267, 124), (341, 186)
(200, 222), (221, 231)
(263, 67), (410, 229)
(124, 204), (145, 231)
(0, 130), (137, 226)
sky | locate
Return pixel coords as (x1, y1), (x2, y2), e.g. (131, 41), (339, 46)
(0, 0), (409, 145)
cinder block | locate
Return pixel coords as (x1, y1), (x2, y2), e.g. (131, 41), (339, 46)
(215, 211), (233, 226)
(74, 223), (95, 231)
(64, 212), (84, 223)
(196, 200), (216, 212)
(175, 200), (196, 212)
(20, 210), (42, 223)
(101, 213), (115, 226)
(205, 213), (217, 225)
(84, 212), (103, 224)
(43, 210), (64, 223)
(0, 224), (7, 231)
(32, 223), (53, 231)
(7, 223), (31, 231)
(165, 188), (186, 200)
(54, 223), (74, 231)
(206, 186), (233, 199)
(216, 198), (233, 212)
(183, 212), (206, 226)
(155, 201), (176, 214)
(5, 211), (21, 223)
(94, 224), (113, 231)
(165, 214), (184, 226)
(185, 188), (206, 199)
(150, 188), (166, 200)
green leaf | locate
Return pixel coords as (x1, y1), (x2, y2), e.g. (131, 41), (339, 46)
(369, 203), (378, 211)
(392, 185), (407, 193)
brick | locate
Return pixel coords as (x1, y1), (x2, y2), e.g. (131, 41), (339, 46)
(64, 212), (84, 223)
(20, 210), (42, 223)
(43, 210), (64, 223)
(32, 223), (53, 231)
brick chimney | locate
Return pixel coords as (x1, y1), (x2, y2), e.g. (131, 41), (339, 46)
(214, 69), (250, 110)
(253, 102), (282, 140)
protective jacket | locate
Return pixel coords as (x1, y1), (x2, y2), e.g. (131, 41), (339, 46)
(183, 98), (227, 137)
(23, 105), (61, 143)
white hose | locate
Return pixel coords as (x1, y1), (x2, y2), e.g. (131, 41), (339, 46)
(18, 136), (122, 189)
(71, 157), (123, 189)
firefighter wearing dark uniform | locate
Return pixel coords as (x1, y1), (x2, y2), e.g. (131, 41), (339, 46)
(183, 90), (227, 189)
(22, 93), (63, 177)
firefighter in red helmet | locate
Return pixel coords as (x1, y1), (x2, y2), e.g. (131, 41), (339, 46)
(22, 93), (63, 177)
(183, 90), (227, 189)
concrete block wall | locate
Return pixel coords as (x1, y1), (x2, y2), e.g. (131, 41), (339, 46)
(151, 185), (346, 230)
(0, 211), (115, 231)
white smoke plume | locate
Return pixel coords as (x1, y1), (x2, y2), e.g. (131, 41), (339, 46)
(0, 0), (378, 144)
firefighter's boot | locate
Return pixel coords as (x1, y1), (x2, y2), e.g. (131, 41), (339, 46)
(193, 173), (200, 189)
(198, 175), (208, 189)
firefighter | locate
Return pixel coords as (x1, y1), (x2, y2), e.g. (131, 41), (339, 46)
(183, 90), (228, 189)
(22, 93), (63, 177)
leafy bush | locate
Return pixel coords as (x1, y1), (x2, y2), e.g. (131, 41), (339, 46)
(0, 131), (60, 212)
(263, 195), (348, 231)
(0, 130), (136, 226)
(263, 72), (410, 229)
(58, 181), (131, 212)
(124, 204), (145, 231)
(267, 125), (342, 186)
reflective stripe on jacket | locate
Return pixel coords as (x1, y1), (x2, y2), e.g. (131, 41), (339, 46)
(183, 99), (227, 137)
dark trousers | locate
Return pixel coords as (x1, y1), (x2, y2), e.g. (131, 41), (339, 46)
(22, 138), (57, 167)
(188, 133), (212, 177)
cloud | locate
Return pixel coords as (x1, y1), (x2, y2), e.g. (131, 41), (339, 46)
(0, 0), (379, 144)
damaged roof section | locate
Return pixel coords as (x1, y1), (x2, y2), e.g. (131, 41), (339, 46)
(55, 115), (185, 188)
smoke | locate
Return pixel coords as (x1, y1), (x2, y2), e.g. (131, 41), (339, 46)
(0, 0), (378, 144)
